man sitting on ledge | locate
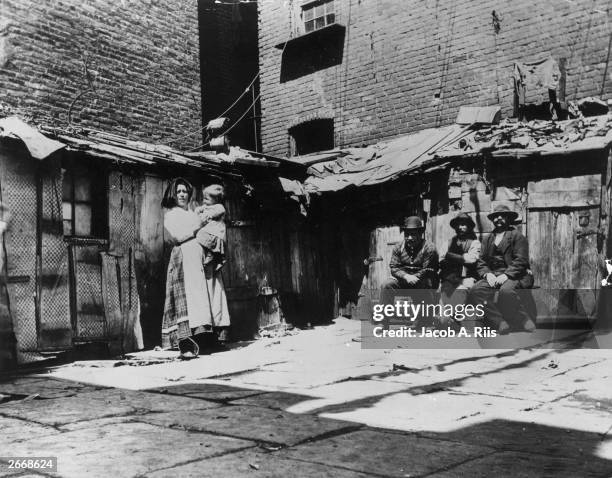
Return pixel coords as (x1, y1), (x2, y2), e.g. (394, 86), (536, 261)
(380, 216), (438, 327)
(470, 204), (535, 334)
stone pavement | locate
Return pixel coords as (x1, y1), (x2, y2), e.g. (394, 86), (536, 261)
(1, 318), (612, 477)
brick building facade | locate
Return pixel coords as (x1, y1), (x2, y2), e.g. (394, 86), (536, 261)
(0, 0), (202, 149)
(258, 0), (612, 157)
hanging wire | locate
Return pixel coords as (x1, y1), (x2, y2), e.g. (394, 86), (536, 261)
(160, 72), (260, 146)
(222, 92), (261, 136)
(166, 6), (293, 150)
(186, 91), (262, 152)
(216, 73), (260, 119)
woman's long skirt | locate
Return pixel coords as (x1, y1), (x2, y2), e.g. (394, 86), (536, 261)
(161, 240), (230, 349)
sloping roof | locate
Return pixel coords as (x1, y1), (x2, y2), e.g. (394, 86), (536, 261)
(0, 117), (278, 176)
(286, 114), (612, 195)
(300, 124), (469, 193)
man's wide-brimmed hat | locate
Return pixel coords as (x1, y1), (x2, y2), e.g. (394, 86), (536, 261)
(487, 204), (519, 222)
(401, 216), (425, 231)
(450, 212), (476, 230)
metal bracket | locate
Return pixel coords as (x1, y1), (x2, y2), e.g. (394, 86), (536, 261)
(576, 229), (603, 240)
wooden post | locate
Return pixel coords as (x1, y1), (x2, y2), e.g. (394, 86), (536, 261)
(35, 168), (43, 349)
(0, 214), (16, 369)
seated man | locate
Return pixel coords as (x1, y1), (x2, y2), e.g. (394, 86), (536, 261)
(439, 213), (481, 322)
(470, 204), (535, 334)
(380, 216), (438, 326)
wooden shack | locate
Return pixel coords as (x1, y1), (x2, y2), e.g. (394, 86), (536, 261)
(282, 114), (612, 326)
(0, 117), (318, 367)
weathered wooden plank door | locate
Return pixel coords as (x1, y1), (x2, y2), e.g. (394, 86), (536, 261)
(134, 174), (165, 348)
(225, 217), (260, 338)
(528, 206), (600, 321)
(366, 226), (402, 299)
(529, 207), (601, 288)
(288, 220), (335, 325)
(528, 175), (602, 322)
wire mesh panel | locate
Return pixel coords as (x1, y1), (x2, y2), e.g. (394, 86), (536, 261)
(0, 144), (38, 362)
(70, 242), (106, 340)
(109, 171), (136, 256)
(40, 158), (71, 349)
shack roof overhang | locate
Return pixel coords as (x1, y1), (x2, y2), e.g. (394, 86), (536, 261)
(283, 114), (612, 196)
(0, 116), (279, 178)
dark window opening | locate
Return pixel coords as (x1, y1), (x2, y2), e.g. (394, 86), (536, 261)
(289, 119), (334, 156)
(278, 23), (345, 82)
(62, 162), (107, 238)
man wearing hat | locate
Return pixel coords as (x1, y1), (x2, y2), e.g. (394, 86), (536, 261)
(470, 204), (535, 334)
(380, 216), (438, 317)
(439, 212), (481, 312)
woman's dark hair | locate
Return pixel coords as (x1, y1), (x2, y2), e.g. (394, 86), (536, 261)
(161, 177), (194, 209)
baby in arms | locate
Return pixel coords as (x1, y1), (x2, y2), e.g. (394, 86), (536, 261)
(194, 184), (227, 270)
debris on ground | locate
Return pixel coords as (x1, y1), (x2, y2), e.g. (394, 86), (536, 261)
(260, 445), (282, 452)
(392, 363), (419, 372)
(258, 323), (299, 339)
(114, 358), (178, 367)
(0, 393), (39, 404)
(545, 360), (559, 369)
(113, 356), (179, 367)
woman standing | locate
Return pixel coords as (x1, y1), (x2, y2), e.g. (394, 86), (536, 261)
(161, 178), (230, 357)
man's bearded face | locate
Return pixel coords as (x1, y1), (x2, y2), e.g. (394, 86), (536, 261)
(455, 223), (470, 237)
(491, 213), (508, 230)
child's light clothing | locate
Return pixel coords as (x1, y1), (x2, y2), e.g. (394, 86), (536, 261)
(195, 203), (227, 268)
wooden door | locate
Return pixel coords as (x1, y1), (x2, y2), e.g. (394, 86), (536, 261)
(528, 207), (600, 321)
(528, 174), (602, 322)
(135, 174), (165, 348)
(224, 192), (293, 337)
(366, 226), (402, 299)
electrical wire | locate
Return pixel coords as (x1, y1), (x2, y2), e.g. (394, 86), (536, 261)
(216, 73), (259, 119)
(222, 92), (261, 136)
(160, 72), (260, 146)
(165, 8), (291, 149)
(186, 91), (262, 152)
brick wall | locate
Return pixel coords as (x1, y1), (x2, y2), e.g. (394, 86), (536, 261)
(0, 0), (202, 149)
(259, 0), (612, 157)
